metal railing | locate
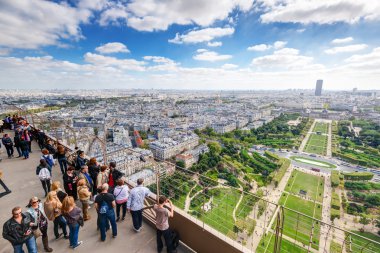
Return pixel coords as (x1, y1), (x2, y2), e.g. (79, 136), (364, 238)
(3, 106), (380, 253)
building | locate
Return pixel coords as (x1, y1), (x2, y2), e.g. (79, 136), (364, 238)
(149, 134), (199, 160)
(315, 80), (323, 96)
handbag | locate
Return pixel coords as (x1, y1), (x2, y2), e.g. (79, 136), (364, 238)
(78, 216), (84, 227)
(114, 187), (127, 204)
(33, 229), (41, 238)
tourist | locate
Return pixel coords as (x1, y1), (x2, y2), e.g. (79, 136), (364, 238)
(22, 130), (32, 153)
(113, 178), (129, 221)
(14, 129), (22, 157)
(0, 118), (4, 133)
(108, 162), (124, 193)
(2, 206), (37, 253)
(96, 165), (109, 190)
(55, 145), (67, 174)
(77, 179), (92, 221)
(36, 159), (52, 197)
(44, 191), (68, 240)
(76, 151), (87, 170)
(63, 167), (78, 200)
(41, 149), (55, 168)
(26, 197), (53, 252)
(127, 178), (152, 232)
(45, 140), (56, 155)
(51, 181), (67, 203)
(153, 196), (175, 253)
(62, 196), (83, 249)
(78, 165), (93, 192)
(19, 136), (30, 159)
(87, 157), (100, 195)
(95, 183), (117, 241)
(2, 133), (14, 158)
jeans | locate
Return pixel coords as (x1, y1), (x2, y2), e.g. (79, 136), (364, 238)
(99, 209), (117, 241)
(58, 158), (68, 174)
(13, 236), (38, 253)
(116, 202), (127, 219)
(53, 215), (67, 238)
(5, 146), (14, 157)
(68, 223), (80, 247)
(40, 180), (51, 196)
(157, 229), (174, 253)
(22, 150), (29, 159)
(15, 146), (22, 157)
(131, 210), (143, 230)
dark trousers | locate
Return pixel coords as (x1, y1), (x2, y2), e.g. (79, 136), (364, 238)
(15, 146), (22, 156)
(157, 228), (174, 253)
(99, 210), (117, 241)
(131, 210), (143, 230)
(58, 158), (68, 174)
(116, 202), (127, 219)
(5, 146), (13, 157)
(22, 149), (29, 159)
(53, 215), (68, 238)
(40, 179), (51, 196)
(28, 141), (32, 152)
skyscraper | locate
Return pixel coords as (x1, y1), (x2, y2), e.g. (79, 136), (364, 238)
(315, 80), (323, 96)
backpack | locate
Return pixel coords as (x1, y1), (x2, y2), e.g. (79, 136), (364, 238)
(171, 230), (180, 249)
(43, 155), (54, 167)
(38, 167), (51, 181)
(99, 201), (109, 214)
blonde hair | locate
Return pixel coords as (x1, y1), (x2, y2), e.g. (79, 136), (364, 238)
(46, 191), (58, 202)
(77, 178), (86, 187)
(62, 196), (75, 214)
(51, 181), (61, 191)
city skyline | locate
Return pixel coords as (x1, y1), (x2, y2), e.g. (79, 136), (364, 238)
(1, 1), (380, 90)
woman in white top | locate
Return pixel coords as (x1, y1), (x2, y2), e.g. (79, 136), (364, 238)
(113, 178), (129, 221)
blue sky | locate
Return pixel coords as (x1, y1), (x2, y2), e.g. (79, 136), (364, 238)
(0, 0), (380, 90)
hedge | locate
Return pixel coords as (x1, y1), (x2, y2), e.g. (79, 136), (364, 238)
(331, 170), (340, 187)
(343, 172), (374, 181)
(331, 192), (340, 210)
(331, 208), (341, 221)
(264, 151), (280, 162)
(273, 158), (291, 187)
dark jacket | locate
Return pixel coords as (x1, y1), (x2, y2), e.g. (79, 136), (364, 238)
(110, 169), (124, 182)
(88, 165), (100, 182)
(45, 144), (56, 155)
(2, 212), (35, 245)
(2, 137), (13, 147)
(76, 156), (87, 169)
(13, 134), (21, 147)
(36, 164), (52, 176)
(19, 140), (29, 151)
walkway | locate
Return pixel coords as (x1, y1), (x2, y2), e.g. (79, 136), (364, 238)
(0, 131), (189, 253)
(319, 174), (332, 253)
(299, 119), (316, 152)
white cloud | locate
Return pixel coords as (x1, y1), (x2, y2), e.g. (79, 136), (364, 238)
(207, 41), (222, 47)
(95, 42), (130, 54)
(169, 27), (234, 44)
(144, 56), (179, 71)
(258, 0), (380, 24)
(273, 41), (287, 49)
(343, 47), (380, 70)
(84, 52), (146, 71)
(251, 47), (318, 70)
(324, 44), (367, 54)
(0, 0), (103, 49)
(331, 37), (354, 44)
(247, 44), (271, 51)
(221, 63), (239, 69)
(193, 49), (232, 62)
(247, 41), (286, 51)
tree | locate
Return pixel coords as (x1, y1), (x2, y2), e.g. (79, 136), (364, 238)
(208, 142), (222, 154)
(359, 215), (371, 230)
(176, 160), (185, 169)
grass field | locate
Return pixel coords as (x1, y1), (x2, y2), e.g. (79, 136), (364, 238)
(257, 232), (308, 253)
(350, 231), (380, 253)
(285, 170), (325, 203)
(313, 122), (329, 134)
(304, 133), (328, 155)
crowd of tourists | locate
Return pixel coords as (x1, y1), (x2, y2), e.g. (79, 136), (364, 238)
(1, 115), (178, 253)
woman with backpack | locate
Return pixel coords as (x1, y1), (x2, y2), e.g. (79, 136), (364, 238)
(36, 159), (52, 197)
(41, 149), (55, 168)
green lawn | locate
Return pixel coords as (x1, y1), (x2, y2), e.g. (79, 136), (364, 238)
(285, 170), (325, 203)
(304, 133), (328, 155)
(257, 232), (308, 253)
(350, 231), (380, 253)
(313, 122), (329, 134)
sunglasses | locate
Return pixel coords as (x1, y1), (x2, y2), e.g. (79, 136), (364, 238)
(13, 212), (21, 215)
(31, 201), (39, 204)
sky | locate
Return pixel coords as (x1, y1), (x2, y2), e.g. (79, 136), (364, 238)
(0, 0), (380, 90)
